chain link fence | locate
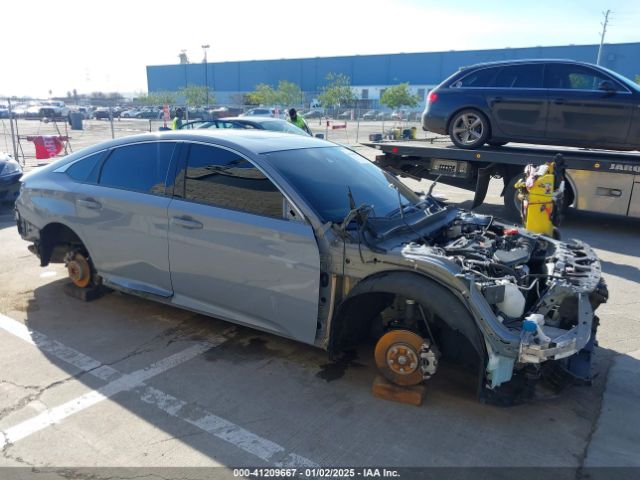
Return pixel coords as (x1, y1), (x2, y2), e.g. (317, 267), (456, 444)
(1, 98), (435, 170)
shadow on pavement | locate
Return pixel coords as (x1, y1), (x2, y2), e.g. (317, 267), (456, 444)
(10, 274), (623, 468)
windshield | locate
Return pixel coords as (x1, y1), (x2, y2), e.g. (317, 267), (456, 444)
(598, 65), (640, 93)
(263, 147), (419, 223)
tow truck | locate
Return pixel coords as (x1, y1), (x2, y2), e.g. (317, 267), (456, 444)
(365, 139), (640, 220)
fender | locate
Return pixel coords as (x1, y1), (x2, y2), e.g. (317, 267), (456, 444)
(329, 270), (486, 359)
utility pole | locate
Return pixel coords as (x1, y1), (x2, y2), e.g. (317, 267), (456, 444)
(202, 44), (210, 105)
(596, 9), (612, 66)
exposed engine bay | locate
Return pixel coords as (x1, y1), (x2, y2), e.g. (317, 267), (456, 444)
(350, 202), (608, 404)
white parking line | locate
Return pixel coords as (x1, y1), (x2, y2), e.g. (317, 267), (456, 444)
(138, 386), (318, 467)
(0, 313), (317, 467)
(0, 344), (209, 447)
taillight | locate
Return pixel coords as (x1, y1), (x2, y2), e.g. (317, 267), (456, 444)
(427, 91), (438, 104)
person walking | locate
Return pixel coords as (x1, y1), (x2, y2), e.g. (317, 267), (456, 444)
(288, 108), (311, 135)
(172, 107), (184, 130)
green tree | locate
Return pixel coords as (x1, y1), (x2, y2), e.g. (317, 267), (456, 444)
(179, 85), (214, 107)
(635, 74), (640, 85)
(246, 83), (278, 106)
(151, 91), (178, 105)
(276, 80), (303, 106)
(318, 73), (356, 110)
(380, 83), (420, 110)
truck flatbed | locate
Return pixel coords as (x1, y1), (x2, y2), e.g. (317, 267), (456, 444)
(364, 139), (640, 219)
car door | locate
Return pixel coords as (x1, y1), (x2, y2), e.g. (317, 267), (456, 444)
(483, 63), (547, 139)
(167, 142), (321, 344)
(544, 63), (633, 145)
(73, 141), (178, 297)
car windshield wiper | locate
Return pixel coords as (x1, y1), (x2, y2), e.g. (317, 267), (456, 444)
(385, 198), (430, 218)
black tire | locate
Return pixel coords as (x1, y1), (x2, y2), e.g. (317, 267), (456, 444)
(503, 173), (524, 223)
(488, 141), (508, 147)
(448, 109), (490, 149)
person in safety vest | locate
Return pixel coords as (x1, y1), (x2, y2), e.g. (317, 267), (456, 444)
(172, 108), (184, 130)
(288, 108), (312, 135)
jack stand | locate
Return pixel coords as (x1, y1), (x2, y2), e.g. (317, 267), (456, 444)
(63, 282), (111, 302)
(372, 375), (426, 406)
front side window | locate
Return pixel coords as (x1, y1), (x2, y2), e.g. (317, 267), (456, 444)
(98, 142), (176, 195)
(544, 63), (624, 91)
(182, 144), (285, 219)
(453, 67), (500, 88)
(493, 64), (544, 88)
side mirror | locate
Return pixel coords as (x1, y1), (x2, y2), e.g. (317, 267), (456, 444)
(598, 80), (616, 95)
(315, 133), (325, 139)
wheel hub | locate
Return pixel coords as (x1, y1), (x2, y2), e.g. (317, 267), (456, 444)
(65, 252), (91, 288)
(375, 330), (432, 386)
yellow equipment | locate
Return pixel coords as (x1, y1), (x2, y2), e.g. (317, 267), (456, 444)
(515, 154), (565, 238)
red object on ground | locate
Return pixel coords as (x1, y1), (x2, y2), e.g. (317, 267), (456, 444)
(27, 136), (68, 159)
(332, 123), (347, 130)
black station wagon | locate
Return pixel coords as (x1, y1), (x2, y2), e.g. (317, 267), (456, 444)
(422, 59), (640, 151)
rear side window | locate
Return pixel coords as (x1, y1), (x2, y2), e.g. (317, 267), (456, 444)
(182, 144), (285, 219)
(99, 142), (176, 195)
(493, 64), (544, 88)
(453, 67), (500, 88)
(66, 151), (105, 182)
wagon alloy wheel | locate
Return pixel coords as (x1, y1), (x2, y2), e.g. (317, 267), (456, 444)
(374, 330), (425, 386)
(66, 252), (92, 288)
(449, 110), (489, 149)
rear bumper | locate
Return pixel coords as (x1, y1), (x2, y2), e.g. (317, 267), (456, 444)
(422, 111), (447, 134)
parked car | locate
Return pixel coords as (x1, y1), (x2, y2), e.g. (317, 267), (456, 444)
(422, 59), (640, 150)
(15, 130), (608, 404)
(338, 110), (353, 120)
(240, 108), (279, 118)
(39, 101), (70, 118)
(362, 110), (378, 120)
(93, 108), (112, 120)
(0, 153), (22, 203)
(0, 105), (9, 119)
(390, 110), (407, 121)
(120, 109), (140, 118)
(136, 108), (161, 119)
(25, 104), (43, 119)
(11, 104), (30, 118)
(301, 109), (323, 119)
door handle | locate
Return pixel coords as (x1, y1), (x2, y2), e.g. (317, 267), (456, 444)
(492, 96), (503, 104)
(171, 216), (203, 230)
(553, 98), (565, 105)
(77, 198), (102, 210)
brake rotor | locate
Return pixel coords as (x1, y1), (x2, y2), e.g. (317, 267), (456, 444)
(67, 253), (91, 288)
(374, 330), (425, 386)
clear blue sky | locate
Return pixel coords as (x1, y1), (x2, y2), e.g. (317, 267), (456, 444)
(3, 0), (638, 97)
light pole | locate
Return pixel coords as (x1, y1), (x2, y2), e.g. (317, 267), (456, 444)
(202, 44), (210, 105)
(596, 10), (612, 66)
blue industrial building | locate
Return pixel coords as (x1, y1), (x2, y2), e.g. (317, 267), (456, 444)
(147, 42), (640, 106)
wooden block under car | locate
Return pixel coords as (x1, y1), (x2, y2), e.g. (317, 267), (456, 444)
(63, 283), (110, 302)
(372, 375), (426, 406)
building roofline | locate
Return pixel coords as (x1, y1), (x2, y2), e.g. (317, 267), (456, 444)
(146, 41), (640, 68)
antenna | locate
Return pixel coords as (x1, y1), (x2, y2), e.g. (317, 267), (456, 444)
(596, 9), (612, 65)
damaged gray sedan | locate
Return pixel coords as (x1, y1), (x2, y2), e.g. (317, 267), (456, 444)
(15, 130), (608, 405)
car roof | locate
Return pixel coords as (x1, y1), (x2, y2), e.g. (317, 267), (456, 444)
(70, 129), (330, 157)
(462, 58), (596, 70)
